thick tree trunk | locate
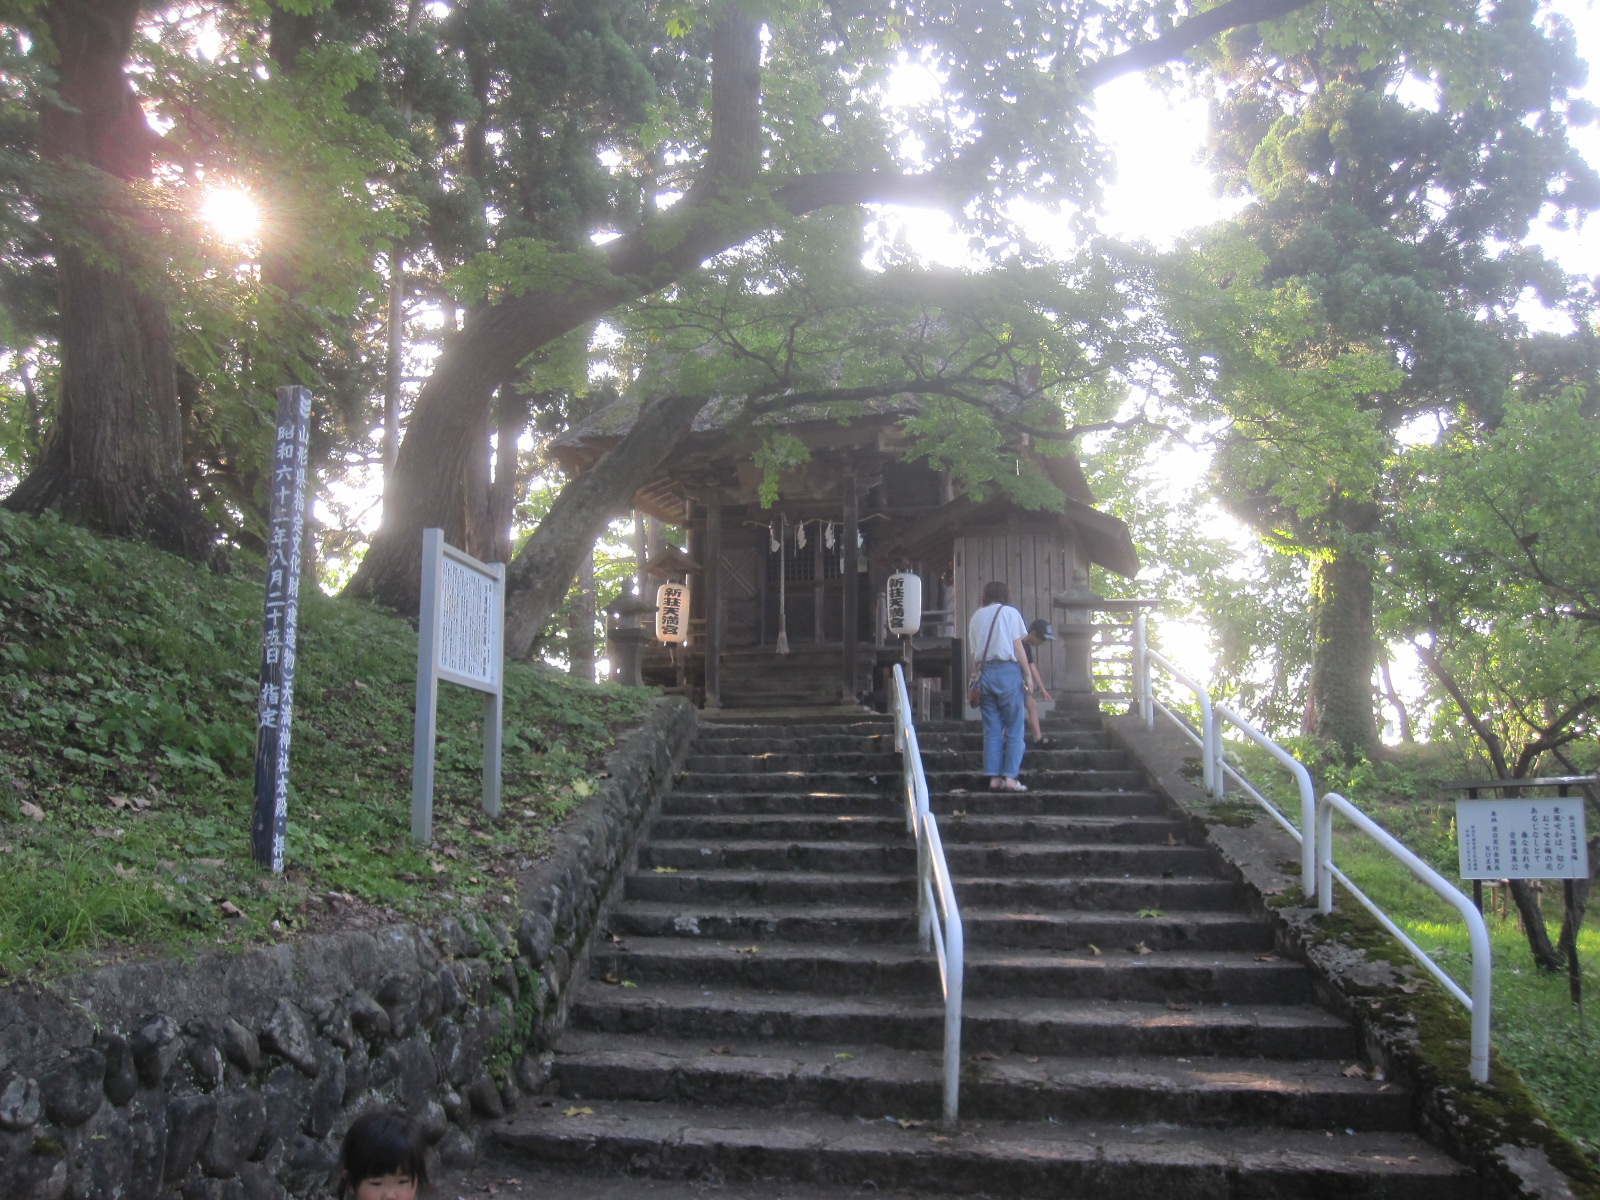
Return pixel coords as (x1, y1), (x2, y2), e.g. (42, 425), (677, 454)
(3, 0), (213, 562)
(1309, 546), (1381, 759)
(502, 391), (712, 657)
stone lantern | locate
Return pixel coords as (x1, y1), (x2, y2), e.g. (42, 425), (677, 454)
(605, 592), (659, 687)
(1050, 570), (1105, 704)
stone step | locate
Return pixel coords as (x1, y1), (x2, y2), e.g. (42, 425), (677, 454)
(591, 940), (1311, 1004)
(947, 873), (1248, 911)
(637, 839), (1224, 878)
(676, 768), (1151, 793)
(568, 982), (1364, 1059)
(688, 729), (1107, 755)
(549, 1031), (1413, 1131)
(490, 1102), (1469, 1200)
(646, 812), (1189, 845)
(624, 869), (1245, 911)
(689, 733), (902, 756)
(693, 720), (893, 738)
(915, 729), (1109, 751)
(681, 748), (1132, 773)
(720, 690), (854, 709)
(663, 789), (1169, 817)
(924, 768), (1150, 791)
(445, 1163), (896, 1200)
(605, 902), (1275, 953)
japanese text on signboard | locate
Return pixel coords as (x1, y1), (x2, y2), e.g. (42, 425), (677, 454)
(253, 386), (313, 872)
(657, 582), (688, 643)
(438, 555), (499, 686)
(1457, 798), (1588, 880)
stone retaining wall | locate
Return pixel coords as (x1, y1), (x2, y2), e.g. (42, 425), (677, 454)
(0, 695), (696, 1200)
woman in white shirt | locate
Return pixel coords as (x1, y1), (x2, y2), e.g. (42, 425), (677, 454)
(967, 581), (1031, 791)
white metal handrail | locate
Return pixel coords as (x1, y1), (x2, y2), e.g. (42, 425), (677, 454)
(1213, 702), (1317, 897)
(1134, 614), (1315, 896)
(1318, 793), (1493, 1083)
(1127, 613), (1493, 1082)
(891, 663), (964, 1122)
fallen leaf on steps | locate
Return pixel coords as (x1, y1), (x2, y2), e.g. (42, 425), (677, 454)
(1087, 944), (1101, 957)
(1341, 1064), (1369, 1079)
(974, 1051), (999, 1061)
(897, 1119), (927, 1129)
(652, 866), (678, 874)
(834, 1052), (853, 1060)
(562, 1106), (593, 1117)
(1255, 953), (1280, 962)
(709, 1045), (734, 1056)
(1165, 999), (1193, 1011)
(1132, 941), (1153, 955)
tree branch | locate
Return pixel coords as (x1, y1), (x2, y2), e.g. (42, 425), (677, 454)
(1077, 0), (1323, 89)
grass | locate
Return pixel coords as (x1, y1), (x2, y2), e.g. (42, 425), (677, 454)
(1230, 741), (1600, 1162)
(0, 509), (653, 979)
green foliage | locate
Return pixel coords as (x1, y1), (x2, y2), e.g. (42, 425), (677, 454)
(0, 509), (651, 978)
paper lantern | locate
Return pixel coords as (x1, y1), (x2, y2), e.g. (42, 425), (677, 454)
(656, 581), (690, 643)
(886, 571), (922, 635)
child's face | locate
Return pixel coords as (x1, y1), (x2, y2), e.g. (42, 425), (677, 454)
(353, 1174), (417, 1200)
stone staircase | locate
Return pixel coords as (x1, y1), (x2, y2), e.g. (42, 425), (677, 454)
(487, 713), (1474, 1198)
(715, 647), (875, 710)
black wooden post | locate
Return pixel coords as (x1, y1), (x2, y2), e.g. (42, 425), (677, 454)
(842, 467), (860, 704)
(704, 487), (723, 708)
(252, 386), (313, 871)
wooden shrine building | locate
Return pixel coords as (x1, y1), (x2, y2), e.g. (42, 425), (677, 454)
(549, 395), (1139, 716)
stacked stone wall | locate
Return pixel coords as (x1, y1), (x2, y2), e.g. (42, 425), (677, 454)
(0, 696), (695, 1200)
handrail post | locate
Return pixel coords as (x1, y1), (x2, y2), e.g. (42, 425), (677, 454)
(1319, 792), (1492, 1084)
(1135, 612), (1153, 729)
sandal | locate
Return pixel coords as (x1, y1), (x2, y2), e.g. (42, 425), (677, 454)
(998, 779), (1028, 792)
(989, 778), (1004, 790)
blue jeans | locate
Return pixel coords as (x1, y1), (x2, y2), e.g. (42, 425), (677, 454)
(978, 660), (1026, 779)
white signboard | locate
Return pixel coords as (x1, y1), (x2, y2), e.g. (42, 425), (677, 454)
(438, 553), (500, 686)
(413, 529), (504, 844)
(1457, 798), (1588, 880)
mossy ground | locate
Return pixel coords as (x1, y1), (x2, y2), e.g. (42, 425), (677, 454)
(0, 510), (652, 979)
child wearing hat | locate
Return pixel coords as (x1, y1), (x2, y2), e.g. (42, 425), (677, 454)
(1022, 619), (1056, 748)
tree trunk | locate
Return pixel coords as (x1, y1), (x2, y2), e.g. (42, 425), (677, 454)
(486, 381), (527, 565)
(2, 0), (213, 562)
(1309, 546), (1380, 759)
(568, 549), (596, 680)
(1508, 878), (1566, 972)
(502, 391), (712, 657)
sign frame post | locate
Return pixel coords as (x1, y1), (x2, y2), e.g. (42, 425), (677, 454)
(412, 528), (505, 844)
(251, 385), (314, 871)
(1450, 775), (1593, 1008)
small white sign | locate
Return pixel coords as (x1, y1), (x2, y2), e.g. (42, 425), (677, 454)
(1457, 798), (1588, 880)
